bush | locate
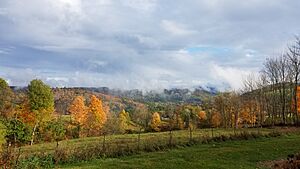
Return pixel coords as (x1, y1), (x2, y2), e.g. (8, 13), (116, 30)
(53, 148), (69, 164)
(17, 154), (54, 169)
(267, 130), (281, 137)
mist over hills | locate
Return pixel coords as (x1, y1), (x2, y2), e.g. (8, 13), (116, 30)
(11, 84), (219, 104)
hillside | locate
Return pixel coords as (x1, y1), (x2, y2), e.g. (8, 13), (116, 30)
(12, 86), (217, 116)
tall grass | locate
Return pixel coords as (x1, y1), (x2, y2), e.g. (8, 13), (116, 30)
(2, 127), (295, 168)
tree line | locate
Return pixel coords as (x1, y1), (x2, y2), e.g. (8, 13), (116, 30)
(208, 37), (300, 128)
(0, 77), (220, 149)
(0, 79), (111, 149)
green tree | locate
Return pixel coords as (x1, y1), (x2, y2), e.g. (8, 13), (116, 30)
(5, 119), (31, 146)
(28, 79), (54, 112)
(0, 121), (6, 151)
(28, 79), (54, 145)
(45, 119), (66, 144)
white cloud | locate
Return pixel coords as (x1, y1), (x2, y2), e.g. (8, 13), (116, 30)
(1, 0), (300, 90)
(211, 64), (254, 90)
(161, 20), (197, 36)
(122, 0), (157, 12)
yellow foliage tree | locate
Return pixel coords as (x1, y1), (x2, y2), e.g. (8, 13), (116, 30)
(119, 109), (130, 133)
(68, 96), (87, 125)
(240, 107), (256, 126)
(176, 114), (184, 130)
(86, 95), (107, 136)
(150, 112), (161, 132)
(211, 112), (221, 128)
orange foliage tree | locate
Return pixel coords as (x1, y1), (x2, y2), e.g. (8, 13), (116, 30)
(211, 112), (221, 128)
(198, 111), (207, 121)
(68, 96), (87, 125)
(150, 112), (161, 131)
(297, 86), (300, 114)
(85, 95), (107, 136)
(18, 99), (36, 127)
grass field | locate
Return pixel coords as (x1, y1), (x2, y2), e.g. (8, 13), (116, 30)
(21, 128), (273, 156)
(59, 134), (300, 169)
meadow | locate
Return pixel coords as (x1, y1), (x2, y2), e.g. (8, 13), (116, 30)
(20, 127), (273, 157)
(59, 133), (300, 169)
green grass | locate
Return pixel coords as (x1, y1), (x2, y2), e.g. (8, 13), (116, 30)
(20, 128), (272, 157)
(59, 134), (300, 169)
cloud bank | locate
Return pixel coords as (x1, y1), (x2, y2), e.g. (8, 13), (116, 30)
(1, 0), (299, 90)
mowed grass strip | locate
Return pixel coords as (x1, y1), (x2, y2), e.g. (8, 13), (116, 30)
(59, 134), (300, 169)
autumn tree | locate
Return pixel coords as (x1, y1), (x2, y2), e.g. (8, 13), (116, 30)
(287, 37), (300, 124)
(17, 99), (35, 127)
(198, 111), (207, 121)
(174, 112), (184, 130)
(197, 110), (207, 128)
(132, 104), (150, 130)
(297, 86), (300, 114)
(211, 112), (221, 128)
(68, 96), (87, 125)
(119, 109), (130, 133)
(85, 95), (107, 136)
(28, 79), (54, 145)
(150, 112), (161, 132)
(0, 78), (14, 118)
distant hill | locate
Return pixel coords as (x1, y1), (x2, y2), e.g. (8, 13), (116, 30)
(80, 86), (218, 104)
(11, 85), (218, 115)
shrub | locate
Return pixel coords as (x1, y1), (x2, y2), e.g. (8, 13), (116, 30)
(267, 130), (281, 137)
(17, 154), (54, 169)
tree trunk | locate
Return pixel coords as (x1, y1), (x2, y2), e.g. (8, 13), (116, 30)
(295, 76), (299, 125)
(30, 123), (38, 146)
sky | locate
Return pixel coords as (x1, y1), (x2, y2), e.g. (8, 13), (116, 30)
(0, 0), (300, 90)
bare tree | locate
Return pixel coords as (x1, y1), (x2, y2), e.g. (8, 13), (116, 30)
(277, 54), (289, 124)
(287, 37), (300, 125)
(263, 57), (280, 126)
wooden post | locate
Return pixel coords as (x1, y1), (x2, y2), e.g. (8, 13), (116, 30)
(56, 140), (59, 150)
(137, 128), (141, 151)
(102, 134), (106, 154)
(14, 147), (21, 167)
(54, 140), (59, 165)
(189, 127), (192, 142)
(169, 129), (173, 147)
